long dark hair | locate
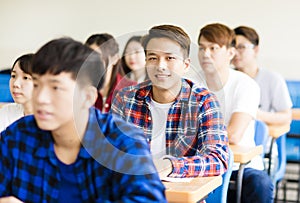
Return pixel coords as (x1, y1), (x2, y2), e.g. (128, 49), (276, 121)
(85, 33), (125, 91)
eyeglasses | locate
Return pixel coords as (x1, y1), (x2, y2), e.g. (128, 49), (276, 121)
(235, 44), (255, 52)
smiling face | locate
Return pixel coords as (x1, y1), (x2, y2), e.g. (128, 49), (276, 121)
(9, 62), (33, 105)
(145, 37), (189, 97)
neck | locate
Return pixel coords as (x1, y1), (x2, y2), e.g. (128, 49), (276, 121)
(204, 66), (229, 91)
(52, 110), (89, 164)
(22, 101), (33, 116)
(237, 63), (258, 78)
(152, 82), (181, 103)
(131, 68), (146, 82)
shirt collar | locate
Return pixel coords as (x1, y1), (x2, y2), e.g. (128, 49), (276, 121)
(34, 108), (102, 160)
(135, 79), (192, 103)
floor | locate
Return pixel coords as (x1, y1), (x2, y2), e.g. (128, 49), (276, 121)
(275, 162), (300, 202)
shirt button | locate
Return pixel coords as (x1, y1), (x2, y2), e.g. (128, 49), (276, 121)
(104, 103), (109, 108)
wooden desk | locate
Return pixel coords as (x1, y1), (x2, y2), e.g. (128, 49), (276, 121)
(230, 145), (263, 203)
(268, 124), (290, 139)
(164, 176), (222, 203)
(230, 145), (263, 164)
(292, 108), (300, 120)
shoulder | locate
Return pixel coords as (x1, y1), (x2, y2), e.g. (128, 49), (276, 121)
(1, 115), (49, 151)
(181, 79), (221, 109)
(2, 115), (45, 140)
(117, 80), (152, 98)
(85, 109), (157, 175)
(258, 68), (284, 81)
(0, 103), (23, 114)
(183, 79), (209, 94)
(90, 108), (147, 147)
(230, 69), (259, 89)
(184, 79), (218, 100)
(115, 74), (137, 90)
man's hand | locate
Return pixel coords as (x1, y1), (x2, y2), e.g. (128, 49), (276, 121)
(0, 196), (24, 203)
(153, 158), (172, 180)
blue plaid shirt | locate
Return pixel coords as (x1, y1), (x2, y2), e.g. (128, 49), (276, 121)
(111, 79), (229, 178)
(0, 108), (166, 203)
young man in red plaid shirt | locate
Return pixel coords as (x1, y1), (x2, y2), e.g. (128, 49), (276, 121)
(111, 24), (229, 179)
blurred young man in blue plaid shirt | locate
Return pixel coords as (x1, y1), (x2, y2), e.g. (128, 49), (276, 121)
(0, 38), (166, 202)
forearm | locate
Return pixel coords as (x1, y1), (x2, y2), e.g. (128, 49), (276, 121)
(257, 109), (292, 125)
(167, 144), (229, 178)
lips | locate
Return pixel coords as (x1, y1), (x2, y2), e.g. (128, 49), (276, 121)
(155, 74), (170, 79)
(35, 109), (52, 120)
(12, 92), (23, 97)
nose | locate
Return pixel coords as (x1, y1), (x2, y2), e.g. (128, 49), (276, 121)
(34, 86), (50, 104)
(203, 48), (211, 57)
(13, 76), (22, 88)
(157, 59), (167, 71)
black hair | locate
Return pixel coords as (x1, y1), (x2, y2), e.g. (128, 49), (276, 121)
(32, 37), (105, 88)
(12, 53), (34, 75)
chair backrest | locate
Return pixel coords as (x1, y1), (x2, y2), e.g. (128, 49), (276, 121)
(206, 148), (233, 203)
(274, 133), (287, 182)
(286, 80), (300, 108)
(254, 120), (269, 157)
(0, 74), (13, 102)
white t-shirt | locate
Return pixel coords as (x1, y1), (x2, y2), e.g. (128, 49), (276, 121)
(255, 68), (292, 112)
(215, 69), (264, 170)
(255, 68), (293, 154)
(0, 103), (24, 132)
(149, 99), (173, 159)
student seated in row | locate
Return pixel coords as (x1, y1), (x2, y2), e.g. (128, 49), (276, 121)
(197, 22), (273, 203)
(121, 35), (148, 83)
(85, 33), (136, 113)
(0, 37), (166, 202)
(111, 24), (229, 179)
(0, 53), (34, 132)
(232, 25), (292, 179)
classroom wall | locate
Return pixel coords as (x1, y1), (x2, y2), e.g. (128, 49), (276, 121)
(1, 0), (299, 79)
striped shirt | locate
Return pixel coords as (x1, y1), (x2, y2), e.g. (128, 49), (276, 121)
(111, 79), (229, 178)
(0, 108), (166, 202)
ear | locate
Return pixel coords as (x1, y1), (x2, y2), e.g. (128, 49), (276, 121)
(228, 47), (236, 61)
(82, 86), (98, 109)
(183, 58), (191, 73)
(254, 45), (259, 57)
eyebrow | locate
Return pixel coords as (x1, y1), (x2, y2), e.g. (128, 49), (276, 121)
(32, 76), (63, 84)
(146, 51), (175, 56)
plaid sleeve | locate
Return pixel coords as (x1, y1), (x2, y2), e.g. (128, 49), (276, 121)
(168, 92), (229, 178)
(0, 130), (13, 196)
(110, 89), (126, 119)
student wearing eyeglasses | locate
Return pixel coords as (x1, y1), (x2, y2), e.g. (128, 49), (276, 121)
(232, 25), (292, 182)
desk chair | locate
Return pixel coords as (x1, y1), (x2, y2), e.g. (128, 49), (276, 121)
(206, 148), (233, 203)
(0, 74), (13, 102)
(281, 80), (300, 202)
(273, 133), (287, 201)
(254, 120), (269, 158)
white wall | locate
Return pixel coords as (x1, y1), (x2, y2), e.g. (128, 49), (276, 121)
(1, 0), (299, 79)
